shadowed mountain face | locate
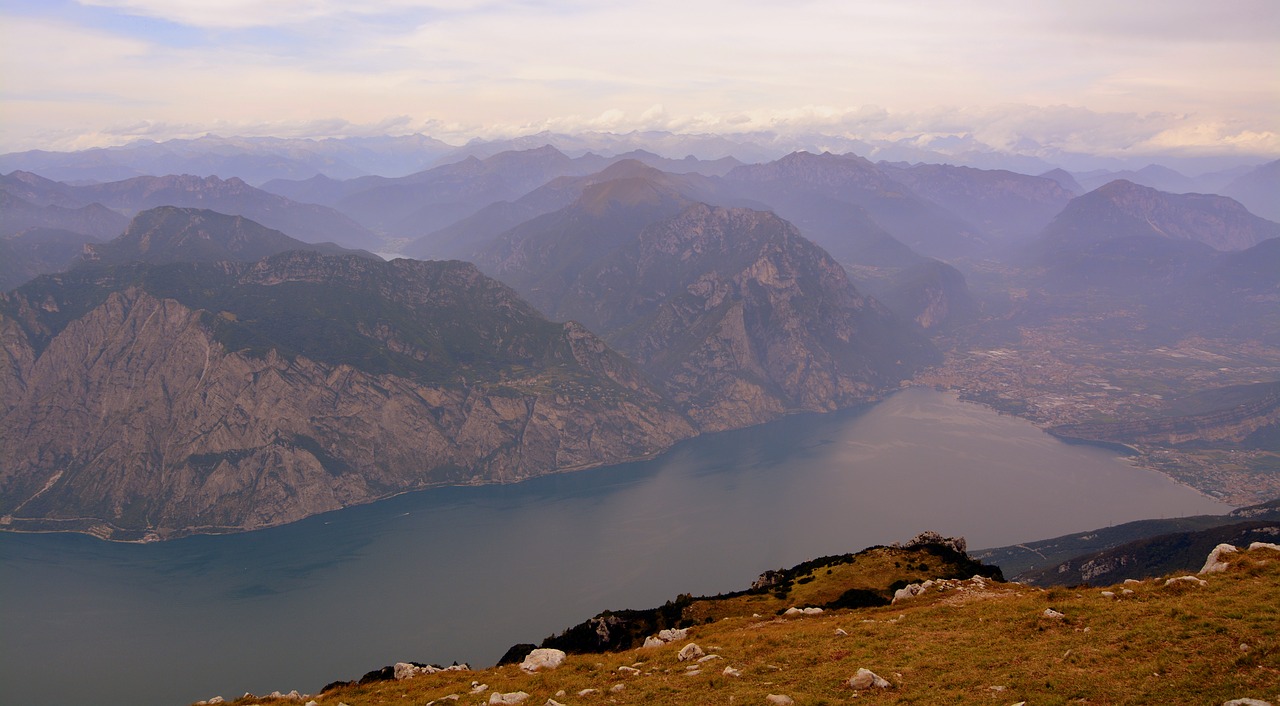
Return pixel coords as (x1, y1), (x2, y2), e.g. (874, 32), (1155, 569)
(83, 206), (368, 266)
(0, 171), (380, 250)
(478, 180), (935, 430)
(0, 251), (695, 539)
(1039, 179), (1280, 255)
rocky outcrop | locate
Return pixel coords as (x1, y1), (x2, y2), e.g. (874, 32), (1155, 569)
(0, 253), (695, 539)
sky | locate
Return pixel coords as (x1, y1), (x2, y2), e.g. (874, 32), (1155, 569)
(1, 0), (1278, 158)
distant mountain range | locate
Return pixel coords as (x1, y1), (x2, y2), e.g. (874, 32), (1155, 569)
(0, 170), (378, 249)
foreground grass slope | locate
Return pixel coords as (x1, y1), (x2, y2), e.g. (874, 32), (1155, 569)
(198, 542), (1278, 706)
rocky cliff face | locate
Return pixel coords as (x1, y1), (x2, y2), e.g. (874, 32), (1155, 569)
(0, 253), (694, 539)
(482, 190), (935, 431)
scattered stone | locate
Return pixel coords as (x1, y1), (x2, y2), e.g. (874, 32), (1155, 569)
(425, 697), (458, 705)
(765, 695), (795, 705)
(989, 685), (1006, 692)
(698, 654), (721, 663)
(576, 689), (598, 697)
(546, 700), (565, 706)
(488, 692), (529, 705)
(783, 607), (802, 616)
(469, 682), (489, 694)
(1165, 575), (1208, 588)
(835, 628), (848, 636)
(520, 648), (567, 673)
(684, 669), (702, 677)
(1201, 544), (1239, 574)
(268, 690), (304, 702)
(1240, 643), (1252, 652)
(1121, 588), (1135, 596)
(306, 701), (318, 706)
(849, 667), (892, 689)
(1100, 591), (1116, 599)
(1043, 608), (1065, 619)
(677, 643), (706, 661)
(1222, 699), (1273, 706)
(724, 666), (742, 677)
(555, 690), (566, 697)
(1249, 542), (1280, 552)
(609, 683), (625, 693)
(642, 636), (664, 648)
(617, 665), (641, 675)
(658, 628), (688, 641)
(1124, 578), (1142, 585)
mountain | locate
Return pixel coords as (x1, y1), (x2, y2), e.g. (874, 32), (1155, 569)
(478, 180), (935, 430)
(0, 171), (380, 249)
(1038, 179), (1280, 255)
(0, 228), (102, 292)
(82, 206), (368, 266)
(0, 251), (694, 539)
(1223, 158), (1280, 222)
(0, 189), (129, 240)
(1038, 168), (1084, 195)
(720, 151), (985, 260)
(879, 163), (1074, 243)
(1074, 164), (1200, 194)
(328, 146), (605, 237)
(404, 159), (730, 261)
(974, 497), (1280, 579)
(0, 134), (460, 185)
(1015, 520), (1280, 586)
(865, 259), (980, 331)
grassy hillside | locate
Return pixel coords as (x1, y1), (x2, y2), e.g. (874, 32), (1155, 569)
(193, 541), (1279, 706)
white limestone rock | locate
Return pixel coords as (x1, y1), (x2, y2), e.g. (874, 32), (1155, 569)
(1248, 542), (1280, 552)
(1201, 544), (1239, 574)
(1222, 699), (1273, 706)
(1165, 575), (1208, 588)
(677, 643), (706, 661)
(724, 666), (742, 677)
(520, 648), (567, 673)
(1043, 608), (1065, 619)
(849, 667), (892, 689)
(488, 691), (529, 705)
(765, 695), (795, 705)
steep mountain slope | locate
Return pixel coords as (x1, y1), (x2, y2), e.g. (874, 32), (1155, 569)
(83, 206), (367, 265)
(479, 180), (935, 430)
(721, 151), (985, 260)
(1038, 179), (1280, 255)
(0, 251), (694, 539)
(0, 171), (379, 249)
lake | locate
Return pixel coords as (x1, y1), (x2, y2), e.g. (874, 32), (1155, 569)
(0, 387), (1229, 706)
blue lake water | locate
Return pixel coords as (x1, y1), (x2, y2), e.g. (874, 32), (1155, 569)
(0, 387), (1230, 706)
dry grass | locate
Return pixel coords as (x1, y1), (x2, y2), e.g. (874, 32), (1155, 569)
(210, 547), (1280, 706)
